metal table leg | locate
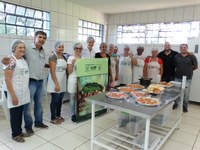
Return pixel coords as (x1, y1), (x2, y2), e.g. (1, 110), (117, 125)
(91, 103), (95, 150)
(144, 118), (150, 150)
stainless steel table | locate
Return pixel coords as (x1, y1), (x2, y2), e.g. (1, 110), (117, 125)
(87, 86), (184, 150)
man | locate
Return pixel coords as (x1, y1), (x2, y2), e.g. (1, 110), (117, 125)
(2, 31), (49, 135)
(132, 46), (145, 83)
(174, 44), (198, 112)
(81, 36), (95, 58)
(158, 42), (178, 82)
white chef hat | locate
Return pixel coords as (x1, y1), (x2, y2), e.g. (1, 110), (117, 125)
(11, 39), (25, 52)
(54, 41), (64, 50)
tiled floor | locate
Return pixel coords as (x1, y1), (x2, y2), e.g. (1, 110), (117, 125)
(0, 99), (200, 150)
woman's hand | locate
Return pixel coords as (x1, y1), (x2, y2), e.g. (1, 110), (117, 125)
(72, 58), (76, 66)
(55, 84), (60, 92)
(12, 95), (19, 105)
(115, 75), (118, 81)
(1, 57), (10, 65)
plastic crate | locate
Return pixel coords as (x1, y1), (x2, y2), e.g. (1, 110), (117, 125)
(117, 111), (145, 135)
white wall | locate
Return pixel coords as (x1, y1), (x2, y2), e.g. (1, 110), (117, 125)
(107, 5), (200, 56)
(0, 0), (107, 77)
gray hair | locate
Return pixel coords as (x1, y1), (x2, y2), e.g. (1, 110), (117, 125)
(86, 36), (95, 43)
(54, 41), (64, 50)
(11, 39), (25, 52)
(124, 44), (130, 50)
(73, 42), (83, 50)
(99, 42), (107, 49)
(108, 43), (114, 49)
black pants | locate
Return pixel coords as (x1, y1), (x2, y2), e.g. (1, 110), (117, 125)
(10, 105), (24, 137)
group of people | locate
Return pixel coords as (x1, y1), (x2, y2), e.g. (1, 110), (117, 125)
(1, 30), (198, 143)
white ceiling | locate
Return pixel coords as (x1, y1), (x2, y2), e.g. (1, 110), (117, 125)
(67, 0), (200, 14)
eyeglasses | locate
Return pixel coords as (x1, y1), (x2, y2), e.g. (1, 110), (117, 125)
(75, 47), (82, 50)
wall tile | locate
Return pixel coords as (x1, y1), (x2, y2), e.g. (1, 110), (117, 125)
(174, 7), (184, 22)
(164, 8), (174, 22)
(9, 0), (20, 3)
(156, 9), (165, 22)
(183, 6), (194, 21)
(59, 28), (66, 41)
(32, 0), (41, 9)
(59, 13), (66, 28)
(73, 3), (79, 17)
(59, 0), (66, 14)
(66, 1), (73, 15)
(50, 27), (59, 40)
(133, 12), (141, 23)
(114, 14), (120, 25)
(148, 10), (156, 23)
(141, 11), (148, 24)
(66, 15), (73, 29)
(20, 0), (31, 6)
(72, 17), (78, 30)
(42, 0), (51, 11)
(119, 13), (126, 24)
(0, 38), (10, 55)
(85, 8), (91, 21)
(79, 6), (86, 19)
(51, 0), (59, 12)
(51, 12), (59, 27)
(126, 13), (134, 25)
(66, 29), (73, 42)
(194, 5), (200, 20)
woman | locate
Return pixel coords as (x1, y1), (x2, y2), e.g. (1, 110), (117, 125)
(82, 36), (95, 58)
(118, 45), (137, 84)
(143, 48), (163, 82)
(67, 43), (83, 122)
(95, 42), (113, 87)
(108, 43), (118, 87)
(47, 41), (67, 124)
(3, 40), (30, 142)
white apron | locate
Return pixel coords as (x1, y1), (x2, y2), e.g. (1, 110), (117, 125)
(147, 58), (160, 82)
(110, 57), (118, 86)
(132, 58), (144, 83)
(67, 56), (77, 93)
(118, 55), (132, 84)
(7, 55), (30, 108)
(47, 53), (67, 93)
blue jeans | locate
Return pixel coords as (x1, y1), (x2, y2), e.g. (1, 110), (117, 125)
(174, 78), (192, 109)
(50, 92), (65, 120)
(24, 79), (45, 128)
(69, 93), (76, 116)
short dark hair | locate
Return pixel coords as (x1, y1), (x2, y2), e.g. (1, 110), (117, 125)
(180, 44), (188, 48)
(34, 31), (47, 38)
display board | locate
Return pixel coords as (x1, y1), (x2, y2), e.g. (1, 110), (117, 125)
(76, 58), (108, 122)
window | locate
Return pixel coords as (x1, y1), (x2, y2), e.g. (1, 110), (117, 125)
(0, 1), (50, 37)
(117, 21), (200, 44)
(78, 20), (104, 43)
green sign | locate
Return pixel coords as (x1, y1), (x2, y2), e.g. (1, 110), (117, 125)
(76, 58), (108, 77)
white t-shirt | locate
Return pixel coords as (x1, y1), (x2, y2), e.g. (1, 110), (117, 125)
(81, 48), (95, 58)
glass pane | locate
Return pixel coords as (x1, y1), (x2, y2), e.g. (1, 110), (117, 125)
(27, 28), (34, 36)
(0, 13), (5, 23)
(96, 24), (99, 30)
(96, 30), (99, 36)
(6, 25), (16, 35)
(83, 28), (87, 34)
(82, 35), (87, 41)
(118, 26), (122, 32)
(88, 29), (92, 35)
(34, 20), (42, 28)
(17, 26), (25, 36)
(16, 17), (26, 25)
(26, 18), (35, 27)
(6, 15), (16, 24)
(43, 21), (50, 30)
(83, 21), (87, 27)
(16, 6), (25, 16)
(78, 20), (82, 26)
(6, 4), (15, 14)
(191, 21), (199, 29)
(43, 12), (50, 21)
(92, 30), (95, 36)
(88, 22), (91, 28)
(34, 10), (42, 19)
(0, 2), (4, 12)
(0, 24), (5, 34)
(25, 9), (34, 17)
(92, 23), (95, 29)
